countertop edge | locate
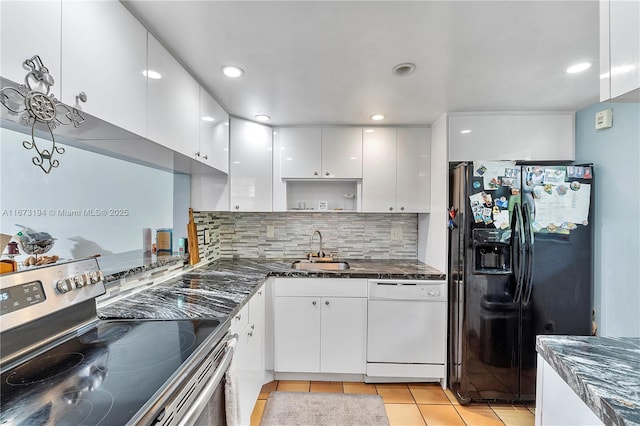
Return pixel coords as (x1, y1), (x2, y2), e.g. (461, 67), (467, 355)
(536, 336), (636, 426)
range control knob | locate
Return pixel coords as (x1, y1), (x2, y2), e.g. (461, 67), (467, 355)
(56, 279), (73, 293)
(74, 275), (86, 288)
(88, 271), (102, 284)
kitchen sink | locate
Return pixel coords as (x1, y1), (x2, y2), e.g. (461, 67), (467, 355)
(290, 260), (350, 271)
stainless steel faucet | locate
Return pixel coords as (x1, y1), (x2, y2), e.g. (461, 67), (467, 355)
(309, 230), (323, 259)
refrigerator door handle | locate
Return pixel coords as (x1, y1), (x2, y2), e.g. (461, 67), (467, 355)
(511, 203), (526, 303)
(522, 202), (535, 305)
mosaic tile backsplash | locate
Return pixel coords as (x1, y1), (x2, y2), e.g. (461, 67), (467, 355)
(193, 211), (418, 262)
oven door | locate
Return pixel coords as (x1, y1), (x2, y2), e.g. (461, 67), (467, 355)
(151, 333), (237, 426)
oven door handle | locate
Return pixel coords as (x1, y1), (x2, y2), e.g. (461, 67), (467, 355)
(178, 334), (238, 426)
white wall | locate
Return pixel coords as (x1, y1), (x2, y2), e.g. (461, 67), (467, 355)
(0, 127), (185, 261)
(419, 114), (448, 273)
(575, 102), (640, 337)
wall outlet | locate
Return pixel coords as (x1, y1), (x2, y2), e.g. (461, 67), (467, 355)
(266, 225), (275, 238)
(391, 227), (403, 241)
(204, 229), (211, 244)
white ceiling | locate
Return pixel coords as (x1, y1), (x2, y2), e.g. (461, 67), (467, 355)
(123, 1), (600, 127)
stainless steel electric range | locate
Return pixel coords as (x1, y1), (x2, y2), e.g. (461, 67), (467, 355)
(0, 258), (234, 426)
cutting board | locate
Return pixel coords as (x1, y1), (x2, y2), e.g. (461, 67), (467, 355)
(187, 208), (200, 265)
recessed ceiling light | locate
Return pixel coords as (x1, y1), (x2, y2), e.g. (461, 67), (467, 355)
(221, 65), (244, 78)
(201, 116), (215, 122)
(460, 129), (471, 134)
(364, 129), (375, 133)
(254, 114), (271, 122)
(392, 63), (416, 76)
(370, 114), (385, 121)
(143, 69), (162, 79)
(566, 62), (592, 74)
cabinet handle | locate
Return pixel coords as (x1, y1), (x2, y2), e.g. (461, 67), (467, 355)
(400, 206), (405, 211)
(312, 301), (317, 305)
(325, 172), (330, 176)
(195, 151), (201, 157)
(76, 91), (87, 103)
(251, 324), (255, 330)
(235, 205), (240, 210)
(248, 331), (253, 337)
(325, 301), (330, 306)
(389, 207), (394, 211)
(314, 171), (319, 176)
(258, 291), (262, 295)
(203, 155), (208, 160)
(235, 314), (241, 320)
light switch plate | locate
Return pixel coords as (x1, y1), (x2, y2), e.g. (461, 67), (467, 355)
(266, 225), (275, 238)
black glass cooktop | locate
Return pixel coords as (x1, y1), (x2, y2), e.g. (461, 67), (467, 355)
(0, 318), (221, 425)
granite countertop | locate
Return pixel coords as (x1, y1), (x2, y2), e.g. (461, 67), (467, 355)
(536, 336), (640, 426)
(96, 250), (187, 282)
(97, 258), (445, 322)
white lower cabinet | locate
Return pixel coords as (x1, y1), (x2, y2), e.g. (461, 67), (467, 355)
(231, 285), (266, 426)
(273, 279), (367, 375)
(535, 355), (603, 426)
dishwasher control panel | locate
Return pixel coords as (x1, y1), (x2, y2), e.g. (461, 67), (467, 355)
(368, 279), (447, 301)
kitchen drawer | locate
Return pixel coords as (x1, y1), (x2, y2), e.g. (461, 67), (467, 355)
(229, 303), (249, 335)
(274, 278), (367, 297)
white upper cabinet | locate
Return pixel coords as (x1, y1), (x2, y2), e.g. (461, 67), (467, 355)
(397, 128), (431, 213)
(362, 127), (431, 213)
(230, 117), (273, 212)
(1, 1), (62, 99)
(448, 113), (575, 162)
(362, 128), (397, 212)
(279, 127), (322, 178)
(199, 88), (229, 173)
(600, 0), (640, 101)
(61, 1), (147, 137)
(279, 127), (362, 179)
(321, 127), (363, 178)
(147, 34), (200, 159)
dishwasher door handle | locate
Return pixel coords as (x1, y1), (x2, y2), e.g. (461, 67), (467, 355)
(178, 334), (238, 426)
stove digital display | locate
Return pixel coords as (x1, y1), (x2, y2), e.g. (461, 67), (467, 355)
(0, 281), (46, 316)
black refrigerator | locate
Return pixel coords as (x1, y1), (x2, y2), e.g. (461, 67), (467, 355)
(448, 161), (594, 404)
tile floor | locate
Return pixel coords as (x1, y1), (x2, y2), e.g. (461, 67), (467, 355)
(251, 381), (535, 426)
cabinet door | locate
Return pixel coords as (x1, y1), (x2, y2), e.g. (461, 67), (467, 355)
(510, 114), (574, 161)
(147, 34), (199, 158)
(320, 297), (367, 374)
(274, 297), (320, 373)
(609, 0), (640, 99)
(61, 1), (147, 137)
(396, 127), (430, 213)
(199, 87), (229, 173)
(237, 287), (266, 426)
(229, 117), (273, 211)
(362, 127), (397, 212)
(321, 127), (363, 178)
(279, 127), (321, 178)
(448, 115), (511, 162)
(1, 1), (61, 99)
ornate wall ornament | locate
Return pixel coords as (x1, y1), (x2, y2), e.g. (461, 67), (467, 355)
(1, 55), (85, 173)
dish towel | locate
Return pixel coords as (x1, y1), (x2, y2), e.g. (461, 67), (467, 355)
(225, 353), (240, 426)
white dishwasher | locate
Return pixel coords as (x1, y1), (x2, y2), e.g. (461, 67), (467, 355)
(366, 279), (447, 386)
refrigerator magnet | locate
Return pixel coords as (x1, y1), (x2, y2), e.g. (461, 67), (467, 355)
(583, 166), (592, 179)
(556, 185), (568, 195)
(575, 166), (584, 178)
(543, 184), (553, 194)
(476, 165), (487, 176)
(570, 181), (581, 191)
(495, 197), (508, 209)
(566, 166), (575, 178)
(505, 168), (519, 178)
(473, 181), (481, 189)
